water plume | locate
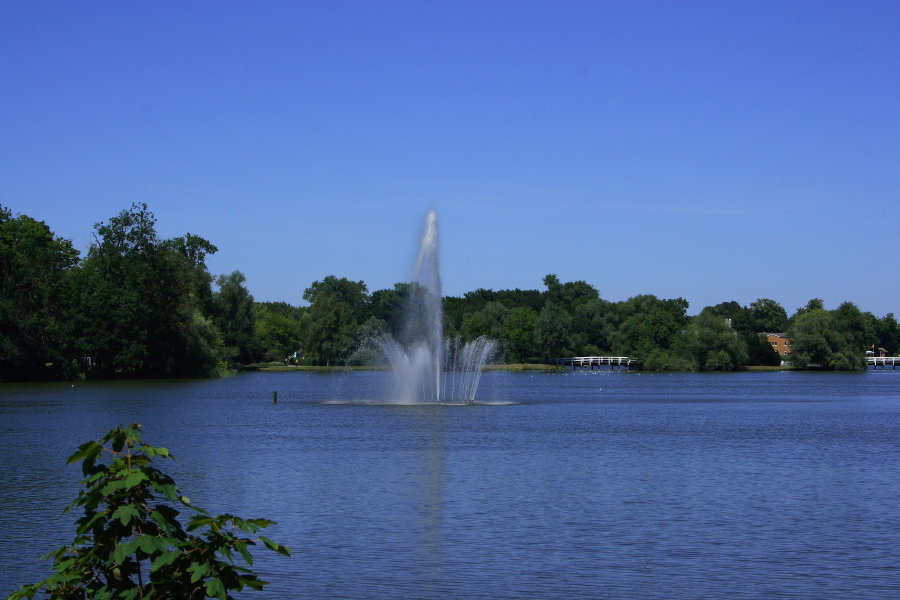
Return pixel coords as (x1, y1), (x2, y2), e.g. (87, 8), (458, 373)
(377, 209), (496, 404)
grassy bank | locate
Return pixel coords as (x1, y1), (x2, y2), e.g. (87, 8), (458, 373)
(246, 363), (383, 373)
(483, 363), (563, 371)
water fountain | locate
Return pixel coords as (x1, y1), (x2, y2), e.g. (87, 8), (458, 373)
(377, 209), (496, 404)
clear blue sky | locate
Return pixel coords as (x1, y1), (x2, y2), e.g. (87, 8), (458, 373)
(2, 0), (898, 316)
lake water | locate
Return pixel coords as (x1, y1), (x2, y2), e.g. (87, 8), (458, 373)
(2, 370), (900, 599)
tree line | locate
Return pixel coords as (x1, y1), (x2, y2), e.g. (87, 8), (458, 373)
(1, 203), (300, 380)
(302, 273), (899, 371)
(2, 203), (898, 380)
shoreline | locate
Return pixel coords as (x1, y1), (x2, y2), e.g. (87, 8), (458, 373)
(246, 363), (565, 373)
(246, 363), (800, 374)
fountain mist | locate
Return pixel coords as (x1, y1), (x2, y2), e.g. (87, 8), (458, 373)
(377, 209), (496, 404)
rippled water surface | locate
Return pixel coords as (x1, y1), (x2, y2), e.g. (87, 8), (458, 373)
(2, 370), (900, 598)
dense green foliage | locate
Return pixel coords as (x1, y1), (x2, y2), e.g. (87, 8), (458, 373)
(2, 203), (896, 376)
(299, 276), (368, 366)
(0, 206), (79, 379)
(1, 204), (304, 379)
(299, 276), (895, 371)
(66, 205), (225, 378)
(7, 424), (290, 600)
(785, 300), (870, 370)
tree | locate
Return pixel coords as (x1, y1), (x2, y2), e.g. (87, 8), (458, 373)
(212, 271), (258, 366)
(302, 276), (368, 318)
(8, 423), (289, 600)
(535, 301), (572, 361)
(460, 301), (508, 343)
(347, 316), (389, 365)
(612, 295), (689, 361)
(687, 310), (748, 371)
(744, 332), (782, 366)
(367, 284), (409, 340)
(68, 204), (223, 377)
(300, 276), (368, 365)
(67, 203), (166, 376)
(459, 312), (486, 341)
(874, 313), (900, 355)
(0, 206), (79, 379)
(792, 298), (825, 321)
(787, 302), (866, 370)
(786, 308), (834, 368)
(704, 301), (751, 333)
(747, 298), (788, 333)
(163, 234), (223, 376)
(501, 306), (538, 363)
(253, 302), (303, 363)
(572, 297), (618, 354)
(831, 301), (874, 352)
(542, 274), (599, 311)
(165, 234), (219, 315)
(443, 287), (542, 340)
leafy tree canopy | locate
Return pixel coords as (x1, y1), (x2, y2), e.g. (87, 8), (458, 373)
(0, 205), (79, 379)
(300, 276), (368, 366)
(787, 301), (867, 370)
(688, 310), (748, 371)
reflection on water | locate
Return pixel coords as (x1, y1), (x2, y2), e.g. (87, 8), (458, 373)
(2, 370), (900, 599)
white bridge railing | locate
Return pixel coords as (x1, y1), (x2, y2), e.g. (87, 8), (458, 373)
(867, 356), (900, 368)
(551, 356), (638, 369)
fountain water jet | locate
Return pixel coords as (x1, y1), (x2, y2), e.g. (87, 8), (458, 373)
(377, 210), (496, 404)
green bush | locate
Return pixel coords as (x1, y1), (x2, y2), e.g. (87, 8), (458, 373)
(8, 424), (290, 600)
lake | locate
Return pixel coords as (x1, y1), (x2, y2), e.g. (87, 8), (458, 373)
(2, 370), (899, 599)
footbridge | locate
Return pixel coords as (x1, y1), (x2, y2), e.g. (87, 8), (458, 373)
(868, 356), (900, 369)
(551, 356), (638, 370)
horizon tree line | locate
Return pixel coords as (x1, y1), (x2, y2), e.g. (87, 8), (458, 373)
(2, 203), (898, 380)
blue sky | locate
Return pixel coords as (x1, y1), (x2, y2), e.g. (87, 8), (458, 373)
(2, 0), (898, 316)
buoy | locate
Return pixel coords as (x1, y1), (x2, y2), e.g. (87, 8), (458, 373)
(272, 391), (278, 404)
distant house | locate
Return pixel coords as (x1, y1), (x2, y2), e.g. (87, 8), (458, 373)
(764, 333), (792, 356)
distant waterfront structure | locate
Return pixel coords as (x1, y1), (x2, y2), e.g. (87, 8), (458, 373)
(764, 333), (792, 356)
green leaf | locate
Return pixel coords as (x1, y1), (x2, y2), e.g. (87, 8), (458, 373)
(150, 509), (171, 531)
(160, 536), (183, 548)
(111, 429), (126, 453)
(237, 544), (254, 566)
(112, 539), (139, 564)
(76, 510), (107, 533)
(112, 504), (140, 526)
(53, 558), (76, 572)
(186, 516), (215, 532)
(245, 518), (276, 529)
(100, 479), (127, 496)
(94, 585), (114, 600)
(123, 470), (148, 489)
(205, 577), (227, 600)
(151, 482), (179, 500)
(259, 536), (292, 557)
(150, 550), (182, 572)
(187, 561), (213, 583)
(239, 575), (267, 591)
(137, 534), (167, 555)
(67, 441), (101, 465)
